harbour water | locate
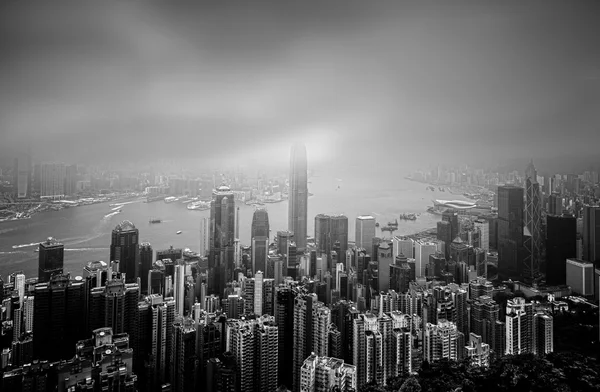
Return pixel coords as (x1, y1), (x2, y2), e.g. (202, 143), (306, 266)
(0, 170), (465, 278)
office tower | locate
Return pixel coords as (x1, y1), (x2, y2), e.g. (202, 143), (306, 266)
(171, 317), (198, 392)
(38, 237), (64, 283)
(414, 241), (437, 278)
(465, 333), (490, 367)
(22, 296), (34, 334)
(174, 261), (186, 317)
(289, 142), (308, 251)
(474, 219), (489, 251)
(156, 245), (183, 262)
(524, 161), (542, 280)
(136, 295), (174, 391)
(497, 185), (524, 279)
(548, 193), (563, 215)
(251, 208), (270, 274)
(546, 215), (576, 285)
(300, 354), (357, 392)
(149, 262), (166, 296)
(40, 162), (66, 198)
(376, 242), (394, 292)
(293, 293), (330, 392)
(276, 284), (297, 388)
(392, 237), (414, 259)
(200, 217), (210, 257)
(13, 153), (31, 199)
(32, 274), (85, 361)
(437, 220), (452, 258)
(470, 296), (500, 354)
(110, 220), (140, 284)
(209, 185), (236, 296)
(533, 313), (554, 355)
(423, 320), (462, 363)
(566, 258), (595, 296)
(505, 297), (533, 355)
(277, 230), (295, 257)
(355, 216), (376, 251)
(442, 210), (459, 241)
(140, 242), (153, 295)
(87, 279), (140, 338)
(582, 205), (600, 264)
(315, 214), (349, 268)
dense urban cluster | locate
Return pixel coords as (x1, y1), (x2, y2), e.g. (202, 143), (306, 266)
(1, 144), (599, 392)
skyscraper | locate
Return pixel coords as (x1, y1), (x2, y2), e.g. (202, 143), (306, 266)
(505, 297), (533, 355)
(289, 143), (308, 251)
(355, 216), (376, 251)
(140, 242), (153, 295)
(497, 185), (524, 279)
(174, 261), (186, 317)
(546, 215), (576, 285)
(251, 208), (270, 274)
(170, 317), (198, 392)
(38, 237), (64, 283)
(423, 320), (462, 363)
(524, 161), (542, 281)
(40, 162), (66, 198)
(209, 185), (236, 296)
(110, 220), (140, 284)
(13, 153), (31, 199)
(582, 205), (600, 264)
(200, 217), (210, 257)
(315, 214), (349, 269)
(533, 313), (554, 355)
(474, 219), (489, 251)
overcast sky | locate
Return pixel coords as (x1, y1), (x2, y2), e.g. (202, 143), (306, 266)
(1, 1), (599, 172)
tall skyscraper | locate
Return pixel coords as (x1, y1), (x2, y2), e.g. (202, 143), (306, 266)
(315, 214), (349, 268)
(582, 205), (600, 264)
(140, 242), (153, 295)
(548, 193), (563, 215)
(110, 220), (140, 284)
(414, 241), (437, 278)
(209, 185), (236, 296)
(546, 215), (576, 285)
(524, 161), (542, 281)
(33, 274), (86, 361)
(497, 185), (524, 279)
(170, 317), (198, 392)
(474, 219), (489, 251)
(200, 217), (210, 257)
(355, 216), (376, 251)
(251, 208), (270, 274)
(289, 143), (308, 251)
(13, 153), (31, 199)
(174, 261), (186, 317)
(38, 237), (64, 283)
(40, 162), (66, 198)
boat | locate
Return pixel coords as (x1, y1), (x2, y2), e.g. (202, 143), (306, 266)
(399, 213), (417, 221)
(149, 218), (162, 224)
(176, 231), (182, 235)
(146, 195), (164, 203)
(381, 226), (397, 232)
(375, 222), (380, 227)
(164, 197), (177, 203)
(387, 219), (399, 227)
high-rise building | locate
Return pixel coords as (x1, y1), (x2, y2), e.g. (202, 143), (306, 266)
(442, 210), (459, 241)
(414, 241), (437, 278)
(110, 220), (140, 284)
(566, 258), (595, 296)
(156, 245), (183, 263)
(474, 219), (489, 251)
(140, 242), (153, 295)
(300, 354), (357, 392)
(209, 185), (236, 296)
(315, 214), (349, 270)
(65, 164), (78, 196)
(13, 153), (31, 199)
(174, 261), (186, 317)
(40, 162), (66, 198)
(32, 274), (86, 361)
(546, 215), (576, 285)
(38, 237), (64, 283)
(524, 161), (542, 281)
(470, 295), (500, 354)
(377, 242), (393, 292)
(548, 193), (563, 215)
(497, 185), (524, 279)
(87, 279), (140, 339)
(533, 313), (553, 355)
(171, 317), (198, 392)
(289, 143), (308, 252)
(200, 217), (210, 257)
(392, 237), (414, 259)
(355, 216), (376, 251)
(252, 208), (270, 274)
(423, 320), (462, 363)
(275, 284), (297, 388)
(582, 205), (600, 264)
(505, 297), (533, 355)
(465, 333), (490, 367)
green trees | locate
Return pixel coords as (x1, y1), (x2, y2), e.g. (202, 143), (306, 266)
(357, 352), (600, 392)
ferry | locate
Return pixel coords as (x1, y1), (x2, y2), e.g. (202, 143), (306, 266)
(176, 231), (182, 235)
(387, 219), (399, 227)
(399, 213), (417, 221)
(149, 218), (162, 224)
(164, 197), (177, 203)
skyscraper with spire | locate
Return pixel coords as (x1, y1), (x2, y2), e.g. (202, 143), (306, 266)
(252, 208), (270, 274)
(209, 185), (236, 296)
(288, 143), (308, 252)
(524, 161), (542, 281)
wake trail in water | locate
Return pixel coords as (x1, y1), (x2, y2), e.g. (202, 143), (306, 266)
(12, 242), (40, 249)
(65, 247), (108, 252)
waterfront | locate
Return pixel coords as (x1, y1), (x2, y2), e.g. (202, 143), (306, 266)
(0, 170), (467, 278)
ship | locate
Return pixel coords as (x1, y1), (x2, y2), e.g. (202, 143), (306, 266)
(381, 226), (397, 232)
(387, 219), (399, 227)
(399, 213), (417, 221)
(145, 195), (164, 203)
(176, 230), (182, 235)
(149, 218), (162, 224)
(187, 201), (211, 211)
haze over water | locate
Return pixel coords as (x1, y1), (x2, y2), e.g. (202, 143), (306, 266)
(0, 171), (462, 278)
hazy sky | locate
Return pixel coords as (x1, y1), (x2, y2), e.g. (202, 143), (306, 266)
(1, 1), (599, 172)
